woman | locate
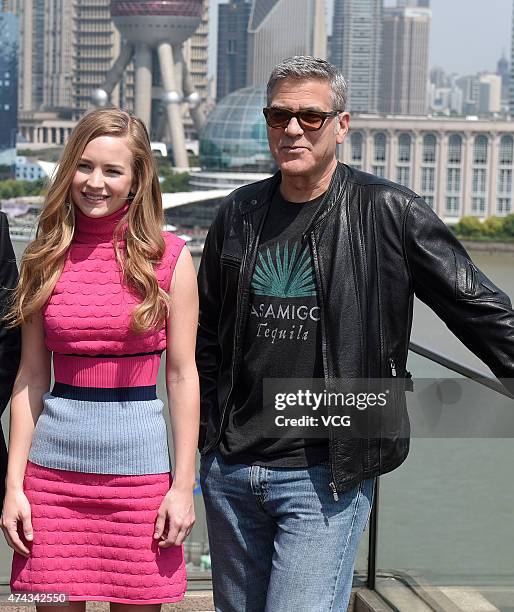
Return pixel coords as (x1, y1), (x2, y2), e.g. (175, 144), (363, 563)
(1, 108), (199, 611)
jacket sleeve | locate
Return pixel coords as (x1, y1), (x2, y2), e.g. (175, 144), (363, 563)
(0, 212), (21, 416)
(404, 196), (514, 393)
(196, 209), (224, 450)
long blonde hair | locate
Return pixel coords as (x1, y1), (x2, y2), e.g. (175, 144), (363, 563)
(7, 108), (169, 332)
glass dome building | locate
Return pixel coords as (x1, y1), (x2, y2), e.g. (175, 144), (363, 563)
(199, 86), (275, 173)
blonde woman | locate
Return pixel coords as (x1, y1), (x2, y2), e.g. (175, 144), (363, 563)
(1, 108), (199, 611)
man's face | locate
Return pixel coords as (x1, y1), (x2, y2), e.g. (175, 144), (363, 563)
(266, 78), (349, 179)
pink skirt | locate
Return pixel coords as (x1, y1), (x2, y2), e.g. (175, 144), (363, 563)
(11, 462), (187, 604)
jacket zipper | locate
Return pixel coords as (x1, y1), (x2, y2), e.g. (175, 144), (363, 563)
(310, 232), (340, 502)
(389, 357), (397, 377)
(329, 482), (339, 501)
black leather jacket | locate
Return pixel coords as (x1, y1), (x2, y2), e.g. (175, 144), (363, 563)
(0, 212), (21, 503)
(196, 163), (514, 494)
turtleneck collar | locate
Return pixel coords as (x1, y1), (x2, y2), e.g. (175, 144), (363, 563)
(73, 202), (130, 244)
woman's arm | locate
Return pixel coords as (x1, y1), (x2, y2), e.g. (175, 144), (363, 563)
(1, 311), (50, 556)
(154, 247), (199, 548)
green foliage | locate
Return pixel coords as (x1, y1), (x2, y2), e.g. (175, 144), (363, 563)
(0, 178), (47, 199)
(160, 172), (191, 193)
(482, 216), (505, 237)
(17, 147), (63, 162)
(503, 213), (514, 237)
(155, 155), (191, 191)
(454, 215), (483, 238)
(188, 154), (199, 167)
(453, 214), (514, 242)
(155, 155), (173, 175)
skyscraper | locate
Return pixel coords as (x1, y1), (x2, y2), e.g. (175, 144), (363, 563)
(0, 12), (18, 179)
(457, 74), (480, 114)
(44, 0), (73, 109)
(478, 73), (502, 114)
(330, 0), (382, 113)
(72, 0), (120, 118)
(497, 52), (510, 102)
(2, 0), (45, 111)
(247, 0), (326, 87)
(4, 0), (120, 116)
(182, 0), (209, 138)
(510, 0), (514, 114)
(381, 2), (431, 115)
(217, 0), (251, 101)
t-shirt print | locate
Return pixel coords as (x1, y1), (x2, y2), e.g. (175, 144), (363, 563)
(252, 240), (317, 298)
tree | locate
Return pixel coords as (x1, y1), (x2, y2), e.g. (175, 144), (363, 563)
(503, 213), (514, 237)
(482, 216), (505, 238)
(0, 178), (47, 199)
(0, 182), (12, 199)
(454, 215), (483, 238)
(26, 178), (47, 195)
(10, 181), (23, 198)
(161, 172), (191, 193)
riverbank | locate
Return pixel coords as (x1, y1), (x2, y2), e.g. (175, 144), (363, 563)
(191, 239), (514, 255)
(12, 237), (514, 256)
(460, 239), (514, 252)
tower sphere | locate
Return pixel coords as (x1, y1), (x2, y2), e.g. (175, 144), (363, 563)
(92, 89), (109, 106)
(110, 0), (203, 45)
(187, 91), (201, 108)
(162, 90), (183, 104)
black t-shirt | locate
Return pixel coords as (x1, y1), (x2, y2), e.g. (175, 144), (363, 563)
(219, 188), (328, 467)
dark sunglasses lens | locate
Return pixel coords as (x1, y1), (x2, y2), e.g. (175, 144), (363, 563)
(265, 109), (291, 127)
(264, 108), (329, 130)
(297, 112), (324, 130)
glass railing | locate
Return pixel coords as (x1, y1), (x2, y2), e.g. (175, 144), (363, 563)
(372, 343), (514, 611)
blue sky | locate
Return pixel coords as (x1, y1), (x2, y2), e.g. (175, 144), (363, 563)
(209, 0), (512, 77)
(426, 0), (511, 74)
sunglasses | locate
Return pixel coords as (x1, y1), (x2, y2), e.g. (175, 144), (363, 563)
(263, 107), (342, 131)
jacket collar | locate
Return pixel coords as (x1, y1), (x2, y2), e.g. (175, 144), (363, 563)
(304, 162), (349, 238)
(239, 170), (281, 215)
(238, 162), (349, 228)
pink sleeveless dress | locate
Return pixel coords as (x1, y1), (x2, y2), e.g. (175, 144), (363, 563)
(11, 203), (188, 604)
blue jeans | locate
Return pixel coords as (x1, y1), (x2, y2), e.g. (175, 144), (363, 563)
(200, 451), (374, 612)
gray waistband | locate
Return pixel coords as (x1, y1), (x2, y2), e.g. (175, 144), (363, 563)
(29, 393), (170, 475)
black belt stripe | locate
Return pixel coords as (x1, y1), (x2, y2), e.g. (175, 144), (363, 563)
(51, 383), (158, 402)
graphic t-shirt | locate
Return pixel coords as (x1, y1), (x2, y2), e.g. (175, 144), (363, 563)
(219, 188), (329, 467)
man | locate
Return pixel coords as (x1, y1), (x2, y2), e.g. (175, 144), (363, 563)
(197, 57), (514, 611)
(0, 211), (21, 504)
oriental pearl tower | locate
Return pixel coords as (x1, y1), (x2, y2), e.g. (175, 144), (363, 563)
(92, 0), (205, 169)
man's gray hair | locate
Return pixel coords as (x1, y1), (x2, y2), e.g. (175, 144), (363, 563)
(266, 56), (348, 111)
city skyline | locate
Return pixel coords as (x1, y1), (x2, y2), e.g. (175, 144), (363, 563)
(210, 0), (512, 79)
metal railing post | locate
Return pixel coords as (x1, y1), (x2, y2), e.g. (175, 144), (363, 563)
(367, 476), (380, 589)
